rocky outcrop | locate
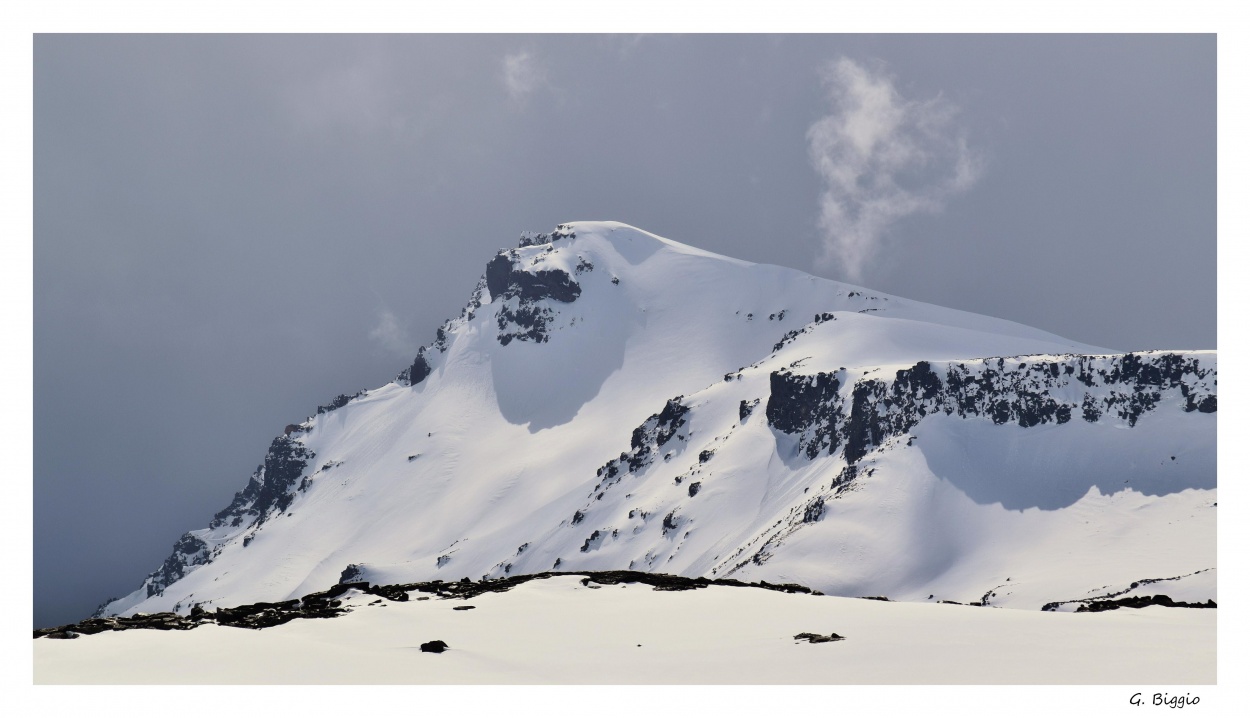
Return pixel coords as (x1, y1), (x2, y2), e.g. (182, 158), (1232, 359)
(767, 352), (1216, 464)
(209, 435), (315, 530)
(766, 371), (843, 459)
(144, 534), (211, 599)
(485, 252), (582, 305)
(1040, 568), (1216, 612)
(316, 391), (364, 416)
(48, 571), (822, 638)
(102, 435), (317, 610)
(595, 397), (690, 487)
(1073, 595), (1216, 612)
(486, 242), (583, 346)
(516, 223), (576, 248)
(48, 586), (356, 638)
(794, 631), (845, 643)
(397, 352), (432, 386)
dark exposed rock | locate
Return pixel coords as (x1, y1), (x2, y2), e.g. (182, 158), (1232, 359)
(829, 464), (858, 495)
(1192, 395), (1217, 413)
(802, 496), (824, 523)
(406, 353), (432, 386)
(579, 530), (602, 552)
(485, 253), (516, 298)
(452, 605), (476, 611)
(767, 353), (1216, 463)
(143, 533), (211, 599)
(595, 397), (690, 486)
(739, 398), (759, 421)
(517, 231), (552, 247)
(766, 370), (842, 459)
(662, 511), (680, 533)
(794, 632), (845, 643)
(843, 380), (888, 464)
(47, 572), (833, 639)
(210, 435), (315, 532)
(339, 564), (366, 584)
(1074, 595), (1216, 612)
(485, 241), (583, 346)
(486, 252), (582, 304)
(1040, 568), (1216, 612)
(99, 434), (322, 609)
(774, 313), (839, 352)
(495, 301), (556, 346)
(420, 640), (449, 653)
(317, 391), (364, 415)
(688, 481), (702, 497)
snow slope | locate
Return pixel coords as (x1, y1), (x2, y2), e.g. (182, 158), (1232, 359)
(94, 222), (1217, 619)
(41, 575), (1216, 684)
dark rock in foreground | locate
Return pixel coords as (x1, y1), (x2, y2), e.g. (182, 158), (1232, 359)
(39, 569), (1215, 640)
(37, 571), (820, 639)
(794, 632), (845, 643)
(1074, 595), (1217, 613)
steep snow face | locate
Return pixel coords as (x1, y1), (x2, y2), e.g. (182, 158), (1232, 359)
(96, 222), (1215, 618)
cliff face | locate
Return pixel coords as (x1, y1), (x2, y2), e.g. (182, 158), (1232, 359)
(766, 352), (1216, 464)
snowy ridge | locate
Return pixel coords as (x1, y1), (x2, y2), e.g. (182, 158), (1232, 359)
(94, 222), (1215, 619)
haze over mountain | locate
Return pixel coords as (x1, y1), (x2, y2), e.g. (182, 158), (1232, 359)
(93, 223), (1216, 620)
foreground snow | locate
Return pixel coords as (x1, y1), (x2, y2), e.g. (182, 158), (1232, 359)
(38, 575), (1214, 684)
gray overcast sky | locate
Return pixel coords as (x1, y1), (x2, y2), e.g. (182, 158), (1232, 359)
(34, 34), (1214, 628)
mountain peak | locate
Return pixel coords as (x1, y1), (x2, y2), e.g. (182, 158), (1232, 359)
(93, 224), (1215, 622)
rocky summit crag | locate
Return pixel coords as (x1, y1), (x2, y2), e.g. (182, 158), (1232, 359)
(90, 222), (1215, 622)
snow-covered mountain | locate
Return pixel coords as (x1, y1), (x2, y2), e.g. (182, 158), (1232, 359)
(96, 222), (1216, 618)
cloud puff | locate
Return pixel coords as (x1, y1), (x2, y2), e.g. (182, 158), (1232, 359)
(368, 308), (414, 358)
(808, 58), (982, 281)
(502, 50), (544, 101)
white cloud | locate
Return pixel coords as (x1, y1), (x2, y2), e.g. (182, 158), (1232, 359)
(807, 57), (982, 282)
(502, 50), (544, 102)
(368, 308), (414, 358)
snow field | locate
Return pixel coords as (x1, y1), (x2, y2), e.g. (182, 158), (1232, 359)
(38, 575), (1215, 684)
